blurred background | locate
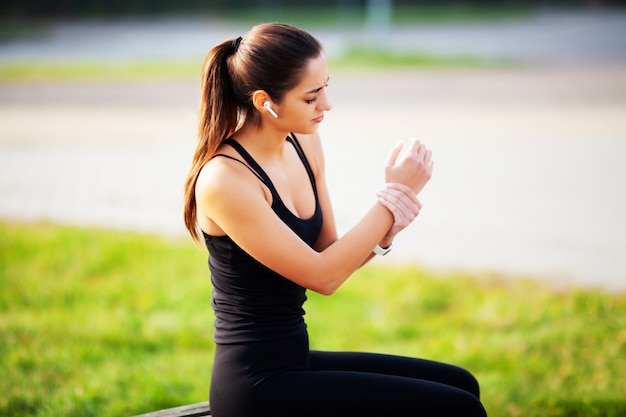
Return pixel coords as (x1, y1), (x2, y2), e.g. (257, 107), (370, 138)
(1, 0), (625, 290)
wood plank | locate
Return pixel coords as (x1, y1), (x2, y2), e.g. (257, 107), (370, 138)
(132, 401), (211, 417)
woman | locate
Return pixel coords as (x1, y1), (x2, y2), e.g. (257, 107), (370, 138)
(183, 23), (487, 417)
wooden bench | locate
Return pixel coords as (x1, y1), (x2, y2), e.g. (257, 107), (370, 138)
(132, 401), (211, 417)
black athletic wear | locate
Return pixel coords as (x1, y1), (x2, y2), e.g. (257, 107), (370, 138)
(203, 134), (487, 417)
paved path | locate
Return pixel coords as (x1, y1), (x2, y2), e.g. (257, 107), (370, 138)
(1, 11), (625, 291)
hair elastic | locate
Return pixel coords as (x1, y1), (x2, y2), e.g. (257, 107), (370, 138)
(232, 36), (243, 50)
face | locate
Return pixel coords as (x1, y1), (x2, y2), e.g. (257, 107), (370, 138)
(275, 54), (332, 134)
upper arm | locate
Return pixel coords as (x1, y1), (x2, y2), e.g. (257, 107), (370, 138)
(195, 134), (386, 295)
(195, 157), (329, 292)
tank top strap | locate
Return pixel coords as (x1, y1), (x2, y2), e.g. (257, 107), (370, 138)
(211, 152), (265, 184)
(221, 138), (279, 196)
(287, 133), (318, 196)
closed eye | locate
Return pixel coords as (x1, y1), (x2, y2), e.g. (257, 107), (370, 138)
(305, 80), (329, 104)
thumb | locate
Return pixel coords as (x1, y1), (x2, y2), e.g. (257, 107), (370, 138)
(384, 141), (404, 169)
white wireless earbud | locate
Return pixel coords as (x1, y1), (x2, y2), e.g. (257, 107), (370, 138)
(263, 101), (279, 119)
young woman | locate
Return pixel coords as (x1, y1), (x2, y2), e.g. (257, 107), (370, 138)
(183, 23), (487, 417)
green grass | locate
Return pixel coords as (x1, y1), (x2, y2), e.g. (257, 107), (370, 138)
(0, 61), (202, 82)
(332, 46), (511, 69)
(1, 221), (625, 416)
(0, 4), (528, 82)
(0, 47), (505, 82)
(0, 50), (505, 82)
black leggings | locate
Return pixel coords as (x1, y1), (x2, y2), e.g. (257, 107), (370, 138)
(210, 333), (487, 417)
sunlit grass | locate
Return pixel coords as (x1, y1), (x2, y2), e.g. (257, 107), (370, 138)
(0, 49), (506, 82)
(0, 61), (201, 82)
(1, 221), (624, 416)
(332, 46), (511, 69)
(307, 268), (626, 416)
(0, 222), (214, 416)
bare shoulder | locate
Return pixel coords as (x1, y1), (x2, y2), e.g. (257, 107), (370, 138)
(196, 156), (233, 195)
(195, 155), (269, 234)
(196, 156), (265, 208)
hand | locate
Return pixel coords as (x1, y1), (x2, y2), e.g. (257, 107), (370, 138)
(384, 138), (433, 195)
(376, 183), (422, 239)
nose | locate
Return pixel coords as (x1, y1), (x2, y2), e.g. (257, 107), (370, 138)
(318, 91), (332, 111)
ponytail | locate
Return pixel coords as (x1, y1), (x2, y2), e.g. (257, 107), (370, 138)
(183, 38), (240, 243)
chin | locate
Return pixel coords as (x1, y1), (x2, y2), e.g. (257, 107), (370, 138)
(305, 124), (320, 134)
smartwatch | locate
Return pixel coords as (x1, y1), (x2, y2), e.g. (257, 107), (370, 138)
(373, 240), (394, 256)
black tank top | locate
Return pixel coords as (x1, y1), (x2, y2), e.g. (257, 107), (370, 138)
(203, 134), (323, 344)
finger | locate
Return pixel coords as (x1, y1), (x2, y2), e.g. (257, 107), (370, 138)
(377, 198), (407, 225)
(404, 138), (420, 159)
(384, 141), (404, 169)
(415, 141), (427, 160)
(424, 149), (432, 165)
(385, 182), (413, 193)
(379, 188), (413, 214)
(384, 183), (419, 206)
(386, 182), (417, 197)
(423, 150), (433, 175)
(379, 189), (420, 219)
(378, 190), (416, 219)
(415, 197), (422, 211)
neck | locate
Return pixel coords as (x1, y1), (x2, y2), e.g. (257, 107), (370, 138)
(234, 121), (288, 159)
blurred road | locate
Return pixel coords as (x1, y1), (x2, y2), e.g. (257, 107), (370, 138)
(0, 9), (625, 65)
(1, 10), (625, 290)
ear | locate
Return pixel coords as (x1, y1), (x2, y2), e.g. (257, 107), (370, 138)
(251, 90), (272, 113)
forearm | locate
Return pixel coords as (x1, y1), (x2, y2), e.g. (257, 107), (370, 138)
(358, 233), (395, 267)
(314, 181), (421, 285)
(313, 201), (393, 294)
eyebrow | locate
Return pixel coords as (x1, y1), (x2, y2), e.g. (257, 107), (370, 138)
(305, 77), (330, 94)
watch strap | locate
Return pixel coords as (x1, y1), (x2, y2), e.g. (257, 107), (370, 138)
(373, 239), (394, 256)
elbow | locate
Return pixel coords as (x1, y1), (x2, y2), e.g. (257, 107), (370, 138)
(302, 254), (351, 296)
(308, 273), (343, 296)
(313, 285), (337, 296)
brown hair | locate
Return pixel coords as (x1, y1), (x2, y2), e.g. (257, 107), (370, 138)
(183, 23), (323, 243)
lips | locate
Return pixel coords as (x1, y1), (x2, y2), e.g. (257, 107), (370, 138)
(313, 114), (324, 123)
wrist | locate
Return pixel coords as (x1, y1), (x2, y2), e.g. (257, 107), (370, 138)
(373, 238), (395, 256)
(379, 235), (394, 249)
